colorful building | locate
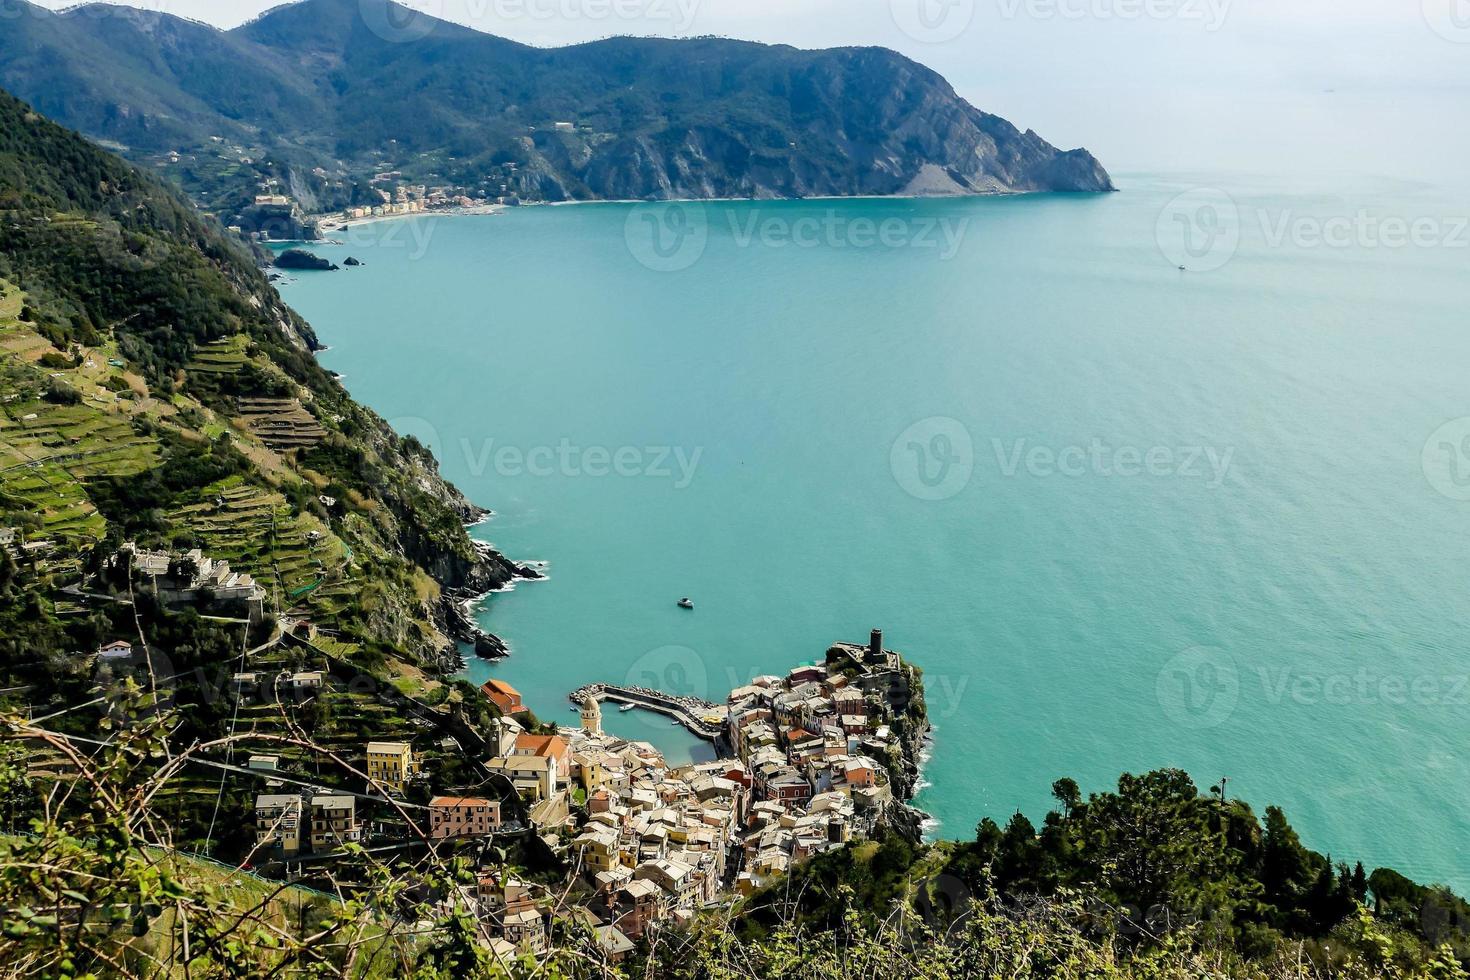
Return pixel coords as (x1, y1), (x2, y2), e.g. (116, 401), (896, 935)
(430, 796), (503, 839)
(365, 741), (417, 795)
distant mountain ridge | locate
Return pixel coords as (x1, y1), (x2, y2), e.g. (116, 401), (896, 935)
(0, 0), (1114, 208)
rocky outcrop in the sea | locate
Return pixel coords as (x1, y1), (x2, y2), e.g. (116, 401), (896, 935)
(274, 249), (337, 271)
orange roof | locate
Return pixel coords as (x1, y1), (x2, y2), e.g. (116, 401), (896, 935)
(482, 679), (521, 697)
(514, 733), (569, 759)
(431, 796), (494, 808)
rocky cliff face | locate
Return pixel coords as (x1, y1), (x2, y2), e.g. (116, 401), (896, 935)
(502, 45), (1112, 200)
(334, 398), (537, 661)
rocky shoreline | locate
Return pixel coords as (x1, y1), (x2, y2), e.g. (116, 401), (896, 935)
(885, 692), (935, 842)
(437, 517), (544, 666)
(819, 640), (935, 841)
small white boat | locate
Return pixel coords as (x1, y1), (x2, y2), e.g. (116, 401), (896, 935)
(678, 598), (694, 610)
(620, 703), (637, 713)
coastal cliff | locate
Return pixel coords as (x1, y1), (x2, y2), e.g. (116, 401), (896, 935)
(823, 641), (933, 840)
(504, 43), (1114, 201)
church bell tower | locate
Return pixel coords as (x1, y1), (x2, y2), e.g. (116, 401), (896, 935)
(580, 696), (602, 736)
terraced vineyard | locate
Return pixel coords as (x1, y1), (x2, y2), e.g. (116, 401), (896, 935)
(0, 281), (365, 634)
(0, 397), (158, 571)
(0, 323), (52, 364)
(310, 635), (363, 659)
(186, 335), (250, 377)
(169, 478), (357, 624)
(0, 286), (110, 556)
(0, 404), (156, 481)
(236, 397), (328, 452)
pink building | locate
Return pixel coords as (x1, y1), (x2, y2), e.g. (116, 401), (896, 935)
(429, 796), (502, 839)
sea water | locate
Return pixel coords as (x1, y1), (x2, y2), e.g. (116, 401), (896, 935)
(280, 173), (1470, 890)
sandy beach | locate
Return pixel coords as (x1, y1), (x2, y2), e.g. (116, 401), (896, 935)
(312, 202), (506, 235)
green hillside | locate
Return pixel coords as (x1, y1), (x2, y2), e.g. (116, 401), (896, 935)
(0, 84), (519, 662)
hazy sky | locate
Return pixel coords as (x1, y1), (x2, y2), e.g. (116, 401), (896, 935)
(31, 0), (1470, 182)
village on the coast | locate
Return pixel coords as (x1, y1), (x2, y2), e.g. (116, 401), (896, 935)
(238, 626), (930, 961)
(59, 531), (928, 960)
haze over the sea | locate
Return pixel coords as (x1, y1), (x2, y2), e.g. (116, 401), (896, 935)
(281, 170), (1470, 893)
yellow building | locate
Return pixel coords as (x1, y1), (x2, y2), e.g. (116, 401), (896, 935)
(573, 826), (621, 873)
(365, 740), (417, 795)
(309, 794), (360, 852)
(255, 794), (304, 858)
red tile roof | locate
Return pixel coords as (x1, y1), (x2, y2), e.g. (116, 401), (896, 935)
(430, 796), (494, 808)
(514, 733), (569, 759)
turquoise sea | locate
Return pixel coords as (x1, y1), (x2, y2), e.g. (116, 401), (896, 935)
(279, 173), (1470, 893)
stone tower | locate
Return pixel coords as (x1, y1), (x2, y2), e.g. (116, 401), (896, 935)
(580, 696), (602, 736)
(867, 629), (885, 665)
